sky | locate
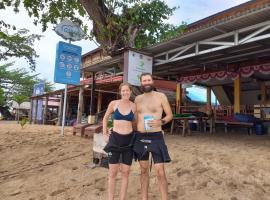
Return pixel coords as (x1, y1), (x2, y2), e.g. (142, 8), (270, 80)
(0, 0), (249, 93)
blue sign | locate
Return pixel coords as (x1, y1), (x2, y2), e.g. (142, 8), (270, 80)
(54, 41), (82, 85)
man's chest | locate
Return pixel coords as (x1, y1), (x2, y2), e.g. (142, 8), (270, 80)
(137, 98), (162, 113)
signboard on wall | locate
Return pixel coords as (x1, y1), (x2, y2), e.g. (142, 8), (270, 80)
(124, 50), (153, 86)
(54, 41), (82, 85)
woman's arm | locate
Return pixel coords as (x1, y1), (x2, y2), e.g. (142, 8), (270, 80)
(102, 101), (114, 137)
(132, 102), (137, 131)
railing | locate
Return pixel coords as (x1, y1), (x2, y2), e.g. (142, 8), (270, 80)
(177, 105), (270, 121)
(95, 109), (107, 123)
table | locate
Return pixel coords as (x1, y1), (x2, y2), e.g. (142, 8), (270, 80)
(170, 116), (213, 136)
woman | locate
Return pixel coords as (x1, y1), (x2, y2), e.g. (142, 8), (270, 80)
(103, 83), (136, 200)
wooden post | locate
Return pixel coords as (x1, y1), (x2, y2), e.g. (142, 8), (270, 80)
(97, 92), (102, 113)
(29, 99), (33, 124)
(176, 83), (182, 114)
(234, 77), (241, 114)
(57, 93), (64, 126)
(261, 81), (267, 105)
(88, 72), (96, 124)
(66, 95), (69, 120)
(76, 86), (84, 124)
(43, 96), (48, 124)
(207, 87), (214, 133)
(207, 87), (212, 114)
(34, 99), (38, 124)
(89, 72), (96, 115)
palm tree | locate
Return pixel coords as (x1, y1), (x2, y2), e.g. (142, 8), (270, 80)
(13, 95), (28, 123)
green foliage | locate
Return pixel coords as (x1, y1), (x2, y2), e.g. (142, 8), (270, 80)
(0, 63), (55, 106)
(0, 87), (4, 106)
(107, 116), (113, 128)
(13, 95), (28, 105)
(0, 21), (42, 71)
(1, 0), (184, 54)
(20, 117), (28, 129)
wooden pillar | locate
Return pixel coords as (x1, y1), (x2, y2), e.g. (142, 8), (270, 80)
(76, 86), (84, 124)
(66, 95), (69, 119)
(261, 82), (267, 105)
(88, 72), (96, 124)
(34, 99), (38, 124)
(97, 92), (102, 113)
(234, 77), (241, 114)
(89, 72), (96, 115)
(43, 96), (48, 124)
(176, 83), (182, 114)
(207, 87), (212, 115)
(57, 93), (64, 126)
(29, 99), (33, 124)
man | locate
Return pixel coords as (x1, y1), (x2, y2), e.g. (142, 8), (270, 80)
(133, 73), (173, 200)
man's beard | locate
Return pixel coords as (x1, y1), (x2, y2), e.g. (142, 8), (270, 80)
(141, 84), (154, 93)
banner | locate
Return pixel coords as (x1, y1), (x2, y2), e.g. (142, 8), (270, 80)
(32, 82), (45, 121)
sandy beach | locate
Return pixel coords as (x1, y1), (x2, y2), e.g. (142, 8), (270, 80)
(1, 122), (270, 200)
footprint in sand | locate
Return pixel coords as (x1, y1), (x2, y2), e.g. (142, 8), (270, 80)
(48, 147), (58, 152)
(9, 191), (21, 196)
(50, 188), (67, 196)
(195, 167), (209, 174)
(196, 181), (208, 190)
(177, 169), (190, 177)
(94, 177), (106, 190)
(227, 181), (238, 190)
(58, 152), (65, 156)
(169, 190), (178, 199)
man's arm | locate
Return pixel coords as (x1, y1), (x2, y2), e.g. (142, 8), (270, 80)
(160, 93), (173, 125)
(132, 97), (139, 131)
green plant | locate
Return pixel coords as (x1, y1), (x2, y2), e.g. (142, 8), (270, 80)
(20, 117), (28, 129)
(107, 116), (113, 129)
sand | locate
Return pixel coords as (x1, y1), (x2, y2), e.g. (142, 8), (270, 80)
(0, 121), (270, 200)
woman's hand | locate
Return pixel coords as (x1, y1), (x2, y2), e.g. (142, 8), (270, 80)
(103, 133), (109, 143)
(103, 128), (112, 143)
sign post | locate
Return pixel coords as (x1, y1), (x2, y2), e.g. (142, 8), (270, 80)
(54, 19), (84, 136)
(54, 41), (82, 136)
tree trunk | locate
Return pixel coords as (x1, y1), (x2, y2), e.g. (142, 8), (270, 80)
(17, 105), (20, 124)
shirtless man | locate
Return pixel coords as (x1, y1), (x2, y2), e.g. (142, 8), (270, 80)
(133, 73), (173, 200)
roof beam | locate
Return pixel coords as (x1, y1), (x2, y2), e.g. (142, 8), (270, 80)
(154, 20), (270, 66)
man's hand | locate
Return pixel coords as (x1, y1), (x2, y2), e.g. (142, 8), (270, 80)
(147, 119), (162, 128)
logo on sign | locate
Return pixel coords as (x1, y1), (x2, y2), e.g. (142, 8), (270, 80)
(54, 18), (84, 41)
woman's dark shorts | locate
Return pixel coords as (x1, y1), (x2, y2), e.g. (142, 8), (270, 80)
(103, 130), (134, 166)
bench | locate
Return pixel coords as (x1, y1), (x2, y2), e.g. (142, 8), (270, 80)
(84, 124), (103, 138)
(73, 123), (92, 136)
(214, 120), (254, 135)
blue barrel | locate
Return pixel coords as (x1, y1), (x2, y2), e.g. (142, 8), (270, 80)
(255, 124), (265, 135)
(189, 123), (197, 131)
